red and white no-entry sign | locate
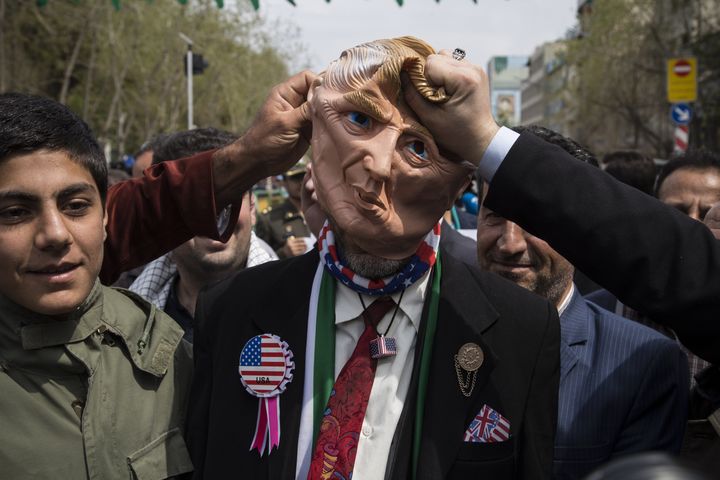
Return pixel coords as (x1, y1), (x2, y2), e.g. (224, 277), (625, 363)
(673, 60), (692, 77)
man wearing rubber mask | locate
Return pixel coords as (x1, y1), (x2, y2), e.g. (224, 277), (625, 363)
(188, 37), (559, 480)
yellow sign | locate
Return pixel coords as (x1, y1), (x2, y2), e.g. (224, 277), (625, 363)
(667, 57), (697, 103)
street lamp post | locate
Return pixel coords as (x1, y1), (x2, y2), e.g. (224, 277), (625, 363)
(179, 32), (194, 129)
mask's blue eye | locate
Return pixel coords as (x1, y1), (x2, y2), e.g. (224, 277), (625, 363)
(347, 111), (371, 129)
(407, 140), (428, 160)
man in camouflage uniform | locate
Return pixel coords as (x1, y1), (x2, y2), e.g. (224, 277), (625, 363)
(256, 160), (312, 258)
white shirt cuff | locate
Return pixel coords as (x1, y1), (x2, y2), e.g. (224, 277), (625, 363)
(476, 126), (520, 182)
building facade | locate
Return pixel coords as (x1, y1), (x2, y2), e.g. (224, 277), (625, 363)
(520, 41), (576, 138)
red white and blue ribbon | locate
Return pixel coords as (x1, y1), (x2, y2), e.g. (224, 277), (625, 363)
(238, 334), (295, 456)
(317, 220), (441, 296)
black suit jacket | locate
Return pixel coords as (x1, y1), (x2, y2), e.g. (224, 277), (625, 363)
(187, 245), (559, 479)
(485, 132), (720, 364)
(440, 222), (477, 266)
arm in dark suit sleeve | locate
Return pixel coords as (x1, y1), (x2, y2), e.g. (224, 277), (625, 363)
(613, 338), (689, 454)
(519, 302), (560, 480)
(485, 132), (720, 362)
(100, 150), (241, 285)
(186, 292), (215, 479)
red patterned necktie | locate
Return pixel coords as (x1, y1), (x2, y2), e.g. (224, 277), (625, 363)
(307, 296), (396, 480)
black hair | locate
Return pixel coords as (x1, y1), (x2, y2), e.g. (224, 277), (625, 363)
(0, 92), (108, 204)
(108, 168), (131, 186)
(133, 133), (169, 160)
(655, 149), (720, 197)
(602, 151), (657, 196)
(152, 127), (236, 165)
(512, 125), (599, 167)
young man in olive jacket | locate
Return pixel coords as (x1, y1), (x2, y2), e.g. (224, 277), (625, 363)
(0, 93), (193, 479)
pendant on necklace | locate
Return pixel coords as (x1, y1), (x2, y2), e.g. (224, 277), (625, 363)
(370, 335), (397, 359)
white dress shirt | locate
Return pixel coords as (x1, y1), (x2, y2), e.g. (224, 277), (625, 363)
(557, 283), (576, 317)
(295, 266), (430, 480)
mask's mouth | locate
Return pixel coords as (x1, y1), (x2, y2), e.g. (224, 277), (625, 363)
(354, 186), (386, 212)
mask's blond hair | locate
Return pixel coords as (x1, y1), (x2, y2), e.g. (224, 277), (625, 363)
(320, 36), (448, 119)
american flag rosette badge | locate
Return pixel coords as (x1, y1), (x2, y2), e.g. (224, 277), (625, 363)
(238, 334), (295, 456)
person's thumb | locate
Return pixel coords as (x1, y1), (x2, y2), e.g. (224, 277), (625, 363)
(286, 101), (313, 144)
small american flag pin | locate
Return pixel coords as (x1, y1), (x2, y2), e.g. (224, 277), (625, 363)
(370, 335), (397, 359)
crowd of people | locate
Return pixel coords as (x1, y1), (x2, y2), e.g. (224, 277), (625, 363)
(1, 35), (719, 480)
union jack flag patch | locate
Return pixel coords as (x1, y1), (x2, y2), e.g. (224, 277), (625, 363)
(464, 404), (511, 443)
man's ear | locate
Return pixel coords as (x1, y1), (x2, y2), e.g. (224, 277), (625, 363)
(249, 192), (257, 227)
(103, 210), (108, 242)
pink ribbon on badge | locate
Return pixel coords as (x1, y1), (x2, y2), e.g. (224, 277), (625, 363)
(250, 396), (281, 455)
(239, 334), (295, 456)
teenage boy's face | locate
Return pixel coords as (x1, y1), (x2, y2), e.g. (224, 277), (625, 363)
(0, 150), (107, 316)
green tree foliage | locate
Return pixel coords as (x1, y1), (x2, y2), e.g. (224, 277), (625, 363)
(567, 0), (719, 156)
(568, 0), (670, 156)
(690, 28), (720, 151)
(0, 0), (295, 157)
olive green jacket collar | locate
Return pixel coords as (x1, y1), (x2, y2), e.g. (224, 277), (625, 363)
(0, 281), (183, 378)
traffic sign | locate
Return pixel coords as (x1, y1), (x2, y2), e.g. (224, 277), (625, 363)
(670, 103), (692, 125)
(673, 60), (692, 76)
(667, 57), (697, 102)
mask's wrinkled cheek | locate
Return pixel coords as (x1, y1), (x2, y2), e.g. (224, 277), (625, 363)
(311, 130), (345, 215)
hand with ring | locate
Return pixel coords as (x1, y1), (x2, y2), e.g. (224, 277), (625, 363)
(403, 49), (499, 168)
(452, 48), (466, 61)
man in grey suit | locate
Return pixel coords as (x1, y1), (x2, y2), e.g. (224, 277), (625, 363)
(475, 126), (688, 479)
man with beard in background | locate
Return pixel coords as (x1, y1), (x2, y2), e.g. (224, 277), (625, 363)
(129, 128), (276, 342)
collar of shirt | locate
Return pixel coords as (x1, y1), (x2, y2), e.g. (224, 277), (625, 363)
(334, 269), (431, 333)
(0, 282), (105, 350)
(0, 284), (101, 379)
(557, 283), (576, 317)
